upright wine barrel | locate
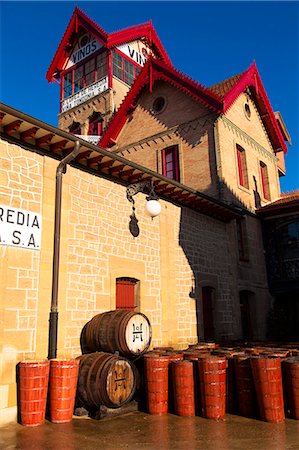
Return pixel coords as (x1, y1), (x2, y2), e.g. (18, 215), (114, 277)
(76, 352), (136, 409)
(49, 359), (79, 423)
(172, 360), (195, 416)
(282, 357), (299, 419)
(18, 360), (50, 427)
(144, 355), (169, 415)
(83, 310), (152, 358)
(198, 356), (227, 419)
(250, 356), (284, 423)
(234, 355), (258, 418)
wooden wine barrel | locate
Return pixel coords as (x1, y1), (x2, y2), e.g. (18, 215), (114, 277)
(76, 352), (136, 409)
(83, 310), (152, 358)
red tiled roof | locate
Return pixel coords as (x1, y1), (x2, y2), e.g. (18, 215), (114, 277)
(209, 73), (243, 99)
(100, 57), (223, 148)
(256, 191), (299, 216)
(100, 60), (288, 154)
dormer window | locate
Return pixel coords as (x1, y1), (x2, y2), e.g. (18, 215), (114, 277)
(112, 50), (141, 86)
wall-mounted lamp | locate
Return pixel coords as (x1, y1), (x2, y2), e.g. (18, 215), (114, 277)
(126, 180), (161, 237)
(126, 180), (161, 218)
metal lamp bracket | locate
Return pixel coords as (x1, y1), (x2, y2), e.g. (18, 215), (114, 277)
(126, 180), (158, 205)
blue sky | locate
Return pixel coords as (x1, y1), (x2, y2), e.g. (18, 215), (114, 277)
(1, 1), (298, 192)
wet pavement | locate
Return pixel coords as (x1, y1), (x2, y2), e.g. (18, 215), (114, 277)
(1, 412), (299, 450)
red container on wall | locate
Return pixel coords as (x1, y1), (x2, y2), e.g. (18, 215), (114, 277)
(250, 356), (284, 423)
(18, 360), (50, 427)
(198, 357), (227, 419)
(172, 361), (195, 416)
(144, 355), (169, 415)
(49, 359), (79, 423)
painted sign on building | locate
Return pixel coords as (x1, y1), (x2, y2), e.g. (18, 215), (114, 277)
(67, 34), (102, 69)
(76, 135), (101, 145)
(61, 77), (108, 112)
(0, 205), (42, 250)
(117, 41), (151, 66)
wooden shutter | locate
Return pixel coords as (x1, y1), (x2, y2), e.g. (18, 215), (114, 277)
(116, 278), (136, 311)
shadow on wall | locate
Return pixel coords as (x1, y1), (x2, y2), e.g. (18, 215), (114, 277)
(177, 179), (272, 343)
(178, 206), (235, 342)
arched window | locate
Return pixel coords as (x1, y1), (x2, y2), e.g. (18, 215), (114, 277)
(116, 277), (140, 311)
(202, 286), (215, 341)
(259, 161), (270, 200)
(69, 121), (81, 135)
(88, 112), (103, 136)
(236, 145), (249, 189)
(239, 290), (254, 340)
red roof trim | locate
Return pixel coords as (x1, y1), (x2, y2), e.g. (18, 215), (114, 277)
(223, 62), (287, 153)
(108, 22), (172, 67)
(99, 58), (223, 148)
(47, 7), (108, 82)
(47, 7), (171, 82)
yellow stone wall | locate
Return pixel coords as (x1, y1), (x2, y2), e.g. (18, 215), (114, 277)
(0, 133), (272, 423)
(0, 138), (204, 421)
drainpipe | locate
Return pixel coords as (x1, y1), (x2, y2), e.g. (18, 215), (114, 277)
(48, 141), (80, 359)
(213, 119), (222, 201)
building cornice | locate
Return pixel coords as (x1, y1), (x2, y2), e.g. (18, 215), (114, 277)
(0, 102), (243, 223)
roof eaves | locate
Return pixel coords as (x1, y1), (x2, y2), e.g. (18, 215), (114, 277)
(221, 62), (288, 154)
(0, 102), (242, 223)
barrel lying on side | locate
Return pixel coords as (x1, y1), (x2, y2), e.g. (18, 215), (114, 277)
(76, 352), (136, 409)
(81, 310), (152, 358)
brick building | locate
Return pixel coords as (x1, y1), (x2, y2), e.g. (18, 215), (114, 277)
(0, 7), (295, 423)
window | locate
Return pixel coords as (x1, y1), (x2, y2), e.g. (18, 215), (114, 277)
(63, 51), (107, 99)
(152, 96), (166, 114)
(88, 113), (103, 136)
(69, 122), (81, 135)
(96, 52), (107, 80)
(236, 218), (249, 261)
(112, 50), (140, 86)
(162, 145), (180, 181)
(202, 287), (215, 341)
(64, 72), (72, 98)
(239, 291), (254, 340)
(236, 145), (249, 189)
(260, 161), (270, 200)
(116, 278), (140, 311)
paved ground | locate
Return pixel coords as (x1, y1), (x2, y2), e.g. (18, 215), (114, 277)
(1, 412), (299, 450)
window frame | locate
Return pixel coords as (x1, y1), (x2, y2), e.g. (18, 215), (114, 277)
(88, 113), (103, 136)
(259, 161), (270, 200)
(69, 122), (81, 135)
(236, 145), (249, 189)
(161, 145), (180, 182)
(236, 218), (249, 262)
(62, 49), (108, 101)
(112, 49), (141, 86)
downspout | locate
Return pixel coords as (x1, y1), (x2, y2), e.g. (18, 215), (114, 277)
(213, 118), (222, 201)
(48, 141), (80, 359)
